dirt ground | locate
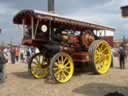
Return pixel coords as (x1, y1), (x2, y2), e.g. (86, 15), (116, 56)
(0, 57), (128, 96)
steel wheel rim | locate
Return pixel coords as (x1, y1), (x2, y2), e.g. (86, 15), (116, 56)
(94, 41), (112, 74)
(53, 53), (74, 83)
(31, 54), (48, 78)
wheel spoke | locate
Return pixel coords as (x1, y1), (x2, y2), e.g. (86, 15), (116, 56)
(32, 60), (38, 65)
(40, 55), (44, 64)
(57, 57), (61, 64)
(61, 56), (64, 63)
(95, 56), (101, 61)
(39, 55), (44, 64)
(35, 56), (40, 64)
(96, 57), (106, 71)
(32, 67), (40, 74)
(64, 61), (70, 67)
(59, 71), (63, 80)
(63, 57), (68, 64)
(103, 50), (109, 54)
(55, 71), (62, 81)
(38, 55), (41, 63)
(97, 44), (102, 50)
(64, 69), (69, 75)
(55, 69), (62, 76)
(57, 72), (62, 80)
(101, 44), (106, 50)
(102, 47), (107, 52)
(95, 60), (100, 64)
(32, 58), (39, 64)
(97, 64), (102, 70)
(95, 49), (100, 54)
(95, 57), (102, 64)
(65, 66), (71, 69)
(62, 71), (67, 80)
(54, 62), (59, 67)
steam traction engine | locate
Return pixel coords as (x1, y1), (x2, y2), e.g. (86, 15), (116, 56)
(13, 10), (115, 83)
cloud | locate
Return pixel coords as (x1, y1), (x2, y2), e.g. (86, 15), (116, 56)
(0, 2), (20, 44)
(0, 0), (47, 10)
(0, 2), (18, 15)
(55, 0), (111, 14)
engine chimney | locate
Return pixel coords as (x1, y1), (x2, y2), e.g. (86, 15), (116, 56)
(48, 0), (54, 13)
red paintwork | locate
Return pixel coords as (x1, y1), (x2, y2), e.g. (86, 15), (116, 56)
(69, 36), (79, 45)
(71, 52), (89, 62)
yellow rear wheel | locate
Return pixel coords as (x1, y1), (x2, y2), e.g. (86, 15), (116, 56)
(89, 40), (112, 74)
(49, 52), (74, 83)
(29, 53), (49, 79)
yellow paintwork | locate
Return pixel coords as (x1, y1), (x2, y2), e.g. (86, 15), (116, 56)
(31, 55), (48, 79)
(53, 53), (74, 83)
(94, 40), (112, 74)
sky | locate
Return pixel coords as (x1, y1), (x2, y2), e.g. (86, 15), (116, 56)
(0, 0), (128, 44)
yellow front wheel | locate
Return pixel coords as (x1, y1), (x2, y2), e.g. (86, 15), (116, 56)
(89, 40), (112, 74)
(29, 53), (49, 79)
(49, 52), (74, 83)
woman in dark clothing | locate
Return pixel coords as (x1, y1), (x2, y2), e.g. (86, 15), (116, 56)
(20, 53), (24, 63)
(10, 48), (16, 64)
(119, 45), (126, 69)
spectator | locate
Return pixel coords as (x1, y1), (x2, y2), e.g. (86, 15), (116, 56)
(118, 45), (126, 69)
(0, 48), (7, 82)
(6, 48), (11, 64)
(25, 48), (30, 64)
(10, 48), (16, 64)
(15, 48), (20, 63)
(20, 49), (24, 63)
(111, 48), (114, 68)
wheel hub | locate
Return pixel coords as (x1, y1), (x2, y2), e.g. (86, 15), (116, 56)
(58, 64), (64, 70)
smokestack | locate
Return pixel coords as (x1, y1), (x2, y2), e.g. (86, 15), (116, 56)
(48, 0), (55, 13)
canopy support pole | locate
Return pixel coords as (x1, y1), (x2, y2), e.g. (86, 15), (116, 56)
(104, 30), (106, 37)
(31, 17), (35, 39)
(22, 19), (25, 37)
(34, 18), (40, 37)
(49, 20), (52, 40)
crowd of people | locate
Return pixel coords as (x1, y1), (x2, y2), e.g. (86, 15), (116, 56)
(0, 47), (38, 81)
(0, 46), (39, 82)
(2, 47), (36, 64)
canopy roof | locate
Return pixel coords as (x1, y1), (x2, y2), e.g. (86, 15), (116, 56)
(13, 9), (115, 31)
